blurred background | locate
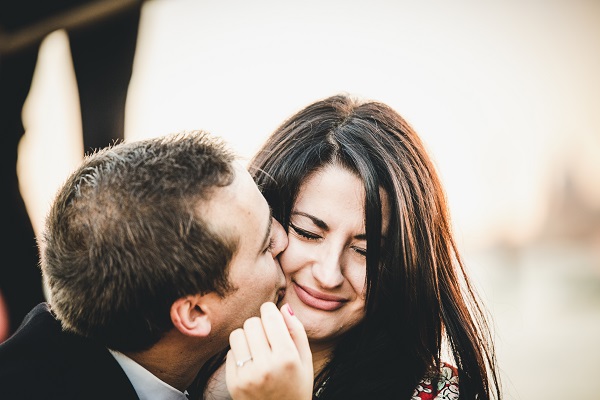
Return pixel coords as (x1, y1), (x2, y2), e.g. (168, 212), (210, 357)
(13, 0), (600, 398)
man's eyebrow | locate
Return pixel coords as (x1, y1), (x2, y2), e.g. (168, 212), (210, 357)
(260, 207), (273, 252)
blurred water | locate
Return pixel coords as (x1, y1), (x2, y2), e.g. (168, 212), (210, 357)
(467, 241), (600, 399)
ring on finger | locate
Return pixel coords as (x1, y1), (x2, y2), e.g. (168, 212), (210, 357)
(236, 356), (253, 367)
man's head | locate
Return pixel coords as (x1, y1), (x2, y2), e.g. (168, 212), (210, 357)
(41, 131), (286, 353)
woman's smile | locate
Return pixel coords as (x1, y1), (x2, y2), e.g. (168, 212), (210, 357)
(292, 282), (346, 311)
(278, 165), (390, 345)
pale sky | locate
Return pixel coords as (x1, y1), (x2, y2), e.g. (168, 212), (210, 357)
(18, 0), (600, 250)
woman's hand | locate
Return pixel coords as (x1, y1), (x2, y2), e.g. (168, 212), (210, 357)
(226, 302), (313, 400)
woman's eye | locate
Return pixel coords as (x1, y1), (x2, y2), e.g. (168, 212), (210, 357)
(289, 223), (321, 240)
(352, 247), (367, 257)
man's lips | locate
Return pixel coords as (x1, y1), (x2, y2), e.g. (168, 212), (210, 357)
(292, 282), (346, 311)
(276, 288), (286, 304)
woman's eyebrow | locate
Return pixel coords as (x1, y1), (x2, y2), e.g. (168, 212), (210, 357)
(291, 211), (328, 230)
(292, 211), (388, 242)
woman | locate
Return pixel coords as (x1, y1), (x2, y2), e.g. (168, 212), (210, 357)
(204, 94), (501, 399)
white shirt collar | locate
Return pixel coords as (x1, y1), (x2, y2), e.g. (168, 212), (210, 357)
(109, 349), (189, 400)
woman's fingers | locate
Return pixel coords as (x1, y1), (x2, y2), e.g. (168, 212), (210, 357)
(241, 316), (270, 365)
(280, 303), (313, 368)
(225, 302), (313, 400)
(258, 302), (295, 353)
(259, 302), (312, 370)
(228, 328), (253, 369)
(224, 349), (238, 396)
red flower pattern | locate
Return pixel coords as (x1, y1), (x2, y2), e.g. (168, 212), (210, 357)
(411, 363), (459, 400)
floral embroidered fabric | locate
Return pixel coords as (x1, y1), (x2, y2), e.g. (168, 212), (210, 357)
(411, 363), (459, 400)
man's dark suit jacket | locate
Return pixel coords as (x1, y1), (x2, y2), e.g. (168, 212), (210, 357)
(0, 303), (139, 399)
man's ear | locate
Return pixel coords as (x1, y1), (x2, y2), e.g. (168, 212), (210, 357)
(170, 295), (214, 337)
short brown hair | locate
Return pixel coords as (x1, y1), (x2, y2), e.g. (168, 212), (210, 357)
(41, 131), (237, 352)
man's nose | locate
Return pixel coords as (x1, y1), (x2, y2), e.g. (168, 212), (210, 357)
(270, 218), (288, 257)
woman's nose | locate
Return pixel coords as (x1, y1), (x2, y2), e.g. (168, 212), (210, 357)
(312, 247), (344, 289)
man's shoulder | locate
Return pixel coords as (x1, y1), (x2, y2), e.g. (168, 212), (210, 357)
(0, 303), (67, 396)
(0, 303), (139, 399)
(0, 302), (60, 358)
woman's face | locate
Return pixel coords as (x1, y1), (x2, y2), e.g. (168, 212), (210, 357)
(278, 165), (390, 348)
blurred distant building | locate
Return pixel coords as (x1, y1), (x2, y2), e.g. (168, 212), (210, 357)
(537, 167), (600, 246)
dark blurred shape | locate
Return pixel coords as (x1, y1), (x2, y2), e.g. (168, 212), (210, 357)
(0, 0), (141, 54)
(0, 0), (144, 342)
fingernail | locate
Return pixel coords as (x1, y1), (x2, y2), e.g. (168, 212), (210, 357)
(287, 303), (294, 316)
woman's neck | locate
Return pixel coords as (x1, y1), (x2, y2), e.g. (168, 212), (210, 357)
(309, 341), (336, 378)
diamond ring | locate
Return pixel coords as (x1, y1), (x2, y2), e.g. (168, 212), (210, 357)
(236, 356), (253, 367)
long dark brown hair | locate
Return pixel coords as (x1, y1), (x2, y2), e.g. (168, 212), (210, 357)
(248, 94), (501, 399)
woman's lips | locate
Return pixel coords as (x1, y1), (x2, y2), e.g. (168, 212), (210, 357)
(292, 282), (346, 311)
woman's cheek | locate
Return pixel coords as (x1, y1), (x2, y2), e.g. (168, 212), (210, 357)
(279, 237), (298, 276)
(348, 269), (367, 297)
(279, 237), (306, 275)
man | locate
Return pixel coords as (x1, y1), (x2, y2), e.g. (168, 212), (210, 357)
(0, 131), (312, 399)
